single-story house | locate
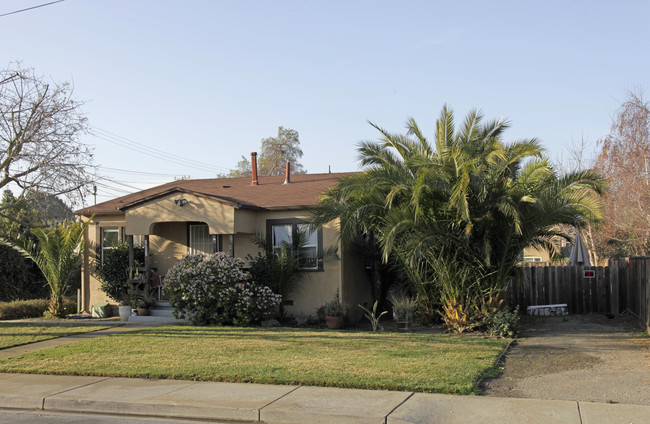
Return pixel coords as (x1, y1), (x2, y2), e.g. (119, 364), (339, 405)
(75, 159), (372, 319)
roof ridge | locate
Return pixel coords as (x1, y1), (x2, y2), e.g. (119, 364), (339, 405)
(75, 171), (361, 215)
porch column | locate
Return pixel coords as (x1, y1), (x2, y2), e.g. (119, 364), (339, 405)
(230, 234), (235, 257)
(212, 234), (218, 253)
(144, 235), (150, 279)
(80, 221), (91, 313)
(128, 235), (134, 270)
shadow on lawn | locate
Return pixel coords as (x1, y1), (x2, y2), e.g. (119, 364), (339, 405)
(122, 326), (501, 348)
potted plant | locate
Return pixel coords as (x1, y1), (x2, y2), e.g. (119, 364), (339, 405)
(389, 293), (418, 330)
(118, 295), (132, 321)
(322, 290), (345, 329)
(136, 290), (156, 316)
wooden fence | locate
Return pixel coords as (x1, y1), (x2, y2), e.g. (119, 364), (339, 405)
(505, 257), (650, 329)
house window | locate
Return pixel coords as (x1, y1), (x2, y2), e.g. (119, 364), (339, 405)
(522, 256), (542, 263)
(189, 224), (213, 255)
(297, 223), (318, 269)
(268, 219), (322, 270)
(101, 227), (120, 264)
(121, 228), (143, 247)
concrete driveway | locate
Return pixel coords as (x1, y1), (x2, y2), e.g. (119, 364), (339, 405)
(482, 314), (650, 405)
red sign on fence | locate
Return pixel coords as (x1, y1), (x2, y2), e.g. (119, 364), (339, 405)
(583, 270), (595, 278)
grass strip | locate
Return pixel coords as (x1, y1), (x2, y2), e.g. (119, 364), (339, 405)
(0, 323), (117, 350)
(0, 326), (508, 394)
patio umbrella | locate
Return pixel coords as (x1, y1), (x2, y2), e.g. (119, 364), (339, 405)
(568, 231), (591, 266)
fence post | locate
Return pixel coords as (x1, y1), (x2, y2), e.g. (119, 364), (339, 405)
(641, 257), (650, 334)
(565, 266), (575, 313)
(595, 266), (604, 313)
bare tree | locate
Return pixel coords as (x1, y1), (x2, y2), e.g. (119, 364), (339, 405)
(0, 63), (95, 214)
(554, 136), (601, 264)
(594, 88), (650, 257)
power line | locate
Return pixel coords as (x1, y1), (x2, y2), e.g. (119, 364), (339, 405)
(95, 182), (132, 196)
(108, 178), (170, 185)
(92, 132), (216, 173)
(98, 166), (178, 177)
(91, 126), (230, 173)
(0, 0), (65, 18)
(102, 177), (145, 192)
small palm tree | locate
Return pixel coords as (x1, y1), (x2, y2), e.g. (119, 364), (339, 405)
(1, 221), (88, 317)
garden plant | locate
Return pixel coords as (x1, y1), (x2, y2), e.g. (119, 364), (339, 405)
(94, 242), (145, 306)
(312, 106), (605, 331)
(0, 221), (89, 317)
(163, 252), (281, 325)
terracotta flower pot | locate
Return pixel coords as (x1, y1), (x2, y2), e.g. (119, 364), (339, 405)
(137, 307), (150, 316)
(396, 321), (412, 330)
(325, 315), (343, 329)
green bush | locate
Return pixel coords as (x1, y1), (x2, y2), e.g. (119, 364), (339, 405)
(94, 243), (145, 304)
(164, 252), (281, 326)
(246, 249), (301, 306)
(0, 245), (49, 301)
(0, 298), (76, 320)
(483, 306), (520, 338)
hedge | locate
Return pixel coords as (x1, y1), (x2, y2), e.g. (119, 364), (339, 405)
(0, 298), (76, 320)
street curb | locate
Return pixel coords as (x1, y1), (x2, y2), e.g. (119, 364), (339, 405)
(2, 374), (650, 423)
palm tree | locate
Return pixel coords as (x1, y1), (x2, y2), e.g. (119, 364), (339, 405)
(1, 221), (88, 317)
(312, 105), (605, 327)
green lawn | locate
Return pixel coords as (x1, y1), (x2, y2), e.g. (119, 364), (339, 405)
(0, 323), (116, 350)
(0, 326), (508, 394)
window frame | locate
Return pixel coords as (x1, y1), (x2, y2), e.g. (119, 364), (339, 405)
(266, 218), (323, 271)
(100, 227), (120, 265)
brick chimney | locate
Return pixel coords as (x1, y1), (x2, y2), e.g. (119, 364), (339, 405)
(251, 152), (259, 186)
(284, 161), (291, 184)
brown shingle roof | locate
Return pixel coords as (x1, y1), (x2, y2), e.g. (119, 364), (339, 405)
(75, 172), (358, 216)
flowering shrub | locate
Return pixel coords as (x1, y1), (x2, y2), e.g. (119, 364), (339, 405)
(215, 283), (282, 326)
(163, 252), (281, 325)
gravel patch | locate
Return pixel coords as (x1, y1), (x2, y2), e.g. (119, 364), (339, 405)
(482, 314), (650, 405)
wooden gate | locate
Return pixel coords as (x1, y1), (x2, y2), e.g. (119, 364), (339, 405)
(505, 257), (650, 329)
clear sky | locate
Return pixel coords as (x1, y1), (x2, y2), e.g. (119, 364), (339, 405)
(2, 0), (648, 205)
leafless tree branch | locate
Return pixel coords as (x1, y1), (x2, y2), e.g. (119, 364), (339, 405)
(0, 63), (96, 210)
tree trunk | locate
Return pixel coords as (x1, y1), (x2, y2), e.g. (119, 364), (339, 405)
(48, 294), (65, 318)
(371, 259), (382, 302)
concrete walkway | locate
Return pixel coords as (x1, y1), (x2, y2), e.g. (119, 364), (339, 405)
(0, 373), (649, 423)
(0, 324), (147, 360)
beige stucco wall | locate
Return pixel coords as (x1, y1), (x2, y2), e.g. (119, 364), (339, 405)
(80, 214), (125, 314)
(231, 210), (344, 318)
(285, 220), (342, 319)
(150, 222), (188, 275)
(125, 192), (236, 235)
(523, 246), (552, 262)
(82, 200), (355, 320)
(341, 242), (373, 322)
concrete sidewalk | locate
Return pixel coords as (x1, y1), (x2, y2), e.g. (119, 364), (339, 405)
(0, 373), (649, 423)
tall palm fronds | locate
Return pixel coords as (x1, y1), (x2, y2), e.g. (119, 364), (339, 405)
(0, 220), (88, 317)
(312, 105), (605, 327)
